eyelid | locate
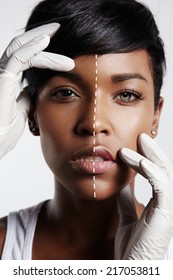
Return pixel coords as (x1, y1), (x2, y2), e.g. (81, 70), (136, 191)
(112, 88), (144, 105)
(115, 88), (144, 98)
(50, 86), (80, 96)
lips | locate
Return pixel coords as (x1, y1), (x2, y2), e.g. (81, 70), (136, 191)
(71, 146), (116, 174)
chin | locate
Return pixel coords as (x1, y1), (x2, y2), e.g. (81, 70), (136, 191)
(55, 162), (136, 201)
(85, 174), (128, 201)
(64, 171), (135, 201)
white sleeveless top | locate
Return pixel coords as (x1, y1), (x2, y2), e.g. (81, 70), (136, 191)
(1, 201), (44, 260)
(1, 201), (173, 260)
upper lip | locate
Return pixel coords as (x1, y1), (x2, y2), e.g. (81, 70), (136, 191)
(73, 146), (115, 161)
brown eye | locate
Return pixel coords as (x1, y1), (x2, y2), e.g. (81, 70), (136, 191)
(51, 89), (76, 97)
(50, 87), (80, 102)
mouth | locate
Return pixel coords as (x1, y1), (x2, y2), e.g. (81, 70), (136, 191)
(71, 146), (116, 174)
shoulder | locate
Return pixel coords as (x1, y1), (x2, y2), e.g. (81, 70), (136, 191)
(0, 216), (7, 257)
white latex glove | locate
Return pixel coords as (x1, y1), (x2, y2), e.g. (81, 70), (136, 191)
(0, 22), (75, 159)
(115, 133), (173, 260)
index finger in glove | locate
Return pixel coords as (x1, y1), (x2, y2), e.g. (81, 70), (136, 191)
(120, 147), (168, 184)
(119, 147), (148, 178)
(120, 147), (171, 208)
(138, 133), (173, 178)
(1, 22), (60, 60)
(5, 35), (75, 74)
(29, 52), (75, 71)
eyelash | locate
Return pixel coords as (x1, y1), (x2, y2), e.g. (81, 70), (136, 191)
(50, 87), (79, 102)
(113, 89), (143, 105)
(49, 87), (143, 105)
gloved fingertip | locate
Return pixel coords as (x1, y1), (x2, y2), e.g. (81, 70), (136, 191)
(52, 55), (75, 71)
(47, 22), (60, 29)
(119, 148), (138, 166)
(137, 133), (154, 156)
(139, 158), (159, 180)
(35, 34), (50, 44)
(118, 148), (130, 160)
(46, 22), (61, 37)
(65, 58), (75, 71)
(138, 133), (151, 146)
(36, 22), (60, 33)
(119, 148), (137, 161)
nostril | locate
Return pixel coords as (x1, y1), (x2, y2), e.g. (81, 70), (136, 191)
(100, 129), (108, 134)
(80, 129), (93, 136)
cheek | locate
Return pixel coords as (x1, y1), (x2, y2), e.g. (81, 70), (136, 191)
(36, 103), (75, 138)
(111, 106), (155, 153)
(35, 105), (75, 166)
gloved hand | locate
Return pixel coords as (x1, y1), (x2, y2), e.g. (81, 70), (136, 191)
(0, 22), (75, 159)
(115, 133), (173, 259)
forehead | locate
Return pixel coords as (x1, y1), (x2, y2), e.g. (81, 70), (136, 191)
(73, 50), (152, 81)
(42, 50), (154, 94)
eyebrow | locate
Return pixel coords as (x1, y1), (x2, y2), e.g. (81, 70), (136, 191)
(111, 73), (148, 83)
(52, 72), (148, 84)
(53, 71), (82, 81)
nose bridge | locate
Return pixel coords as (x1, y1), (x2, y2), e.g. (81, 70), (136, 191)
(75, 98), (95, 136)
(76, 85), (112, 136)
(94, 53), (112, 135)
(76, 54), (113, 136)
(94, 88), (111, 134)
(85, 99), (96, 130)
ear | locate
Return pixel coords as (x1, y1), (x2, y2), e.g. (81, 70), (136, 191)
(28, 107), (40, 136)
(150, 96), (164, 138)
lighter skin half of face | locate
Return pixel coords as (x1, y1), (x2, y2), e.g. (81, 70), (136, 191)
(30, 50), (163, 202)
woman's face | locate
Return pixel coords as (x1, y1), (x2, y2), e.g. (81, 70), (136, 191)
(31, 50), (162, 200)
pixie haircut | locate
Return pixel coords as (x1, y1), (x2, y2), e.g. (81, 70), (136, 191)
(24, 0), (166, 109)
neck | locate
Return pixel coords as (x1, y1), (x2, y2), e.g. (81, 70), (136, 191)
(46, 180), (119, 245)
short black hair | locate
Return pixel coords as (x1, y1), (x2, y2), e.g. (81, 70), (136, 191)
(24, 0), (166, 109)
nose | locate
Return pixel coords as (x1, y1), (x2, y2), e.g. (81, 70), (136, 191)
(76, 96), (113, 137)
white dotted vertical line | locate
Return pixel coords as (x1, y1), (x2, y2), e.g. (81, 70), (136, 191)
(93, 54), (98, 198)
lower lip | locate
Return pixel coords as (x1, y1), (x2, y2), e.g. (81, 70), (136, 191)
(71, 160), (115, 174)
